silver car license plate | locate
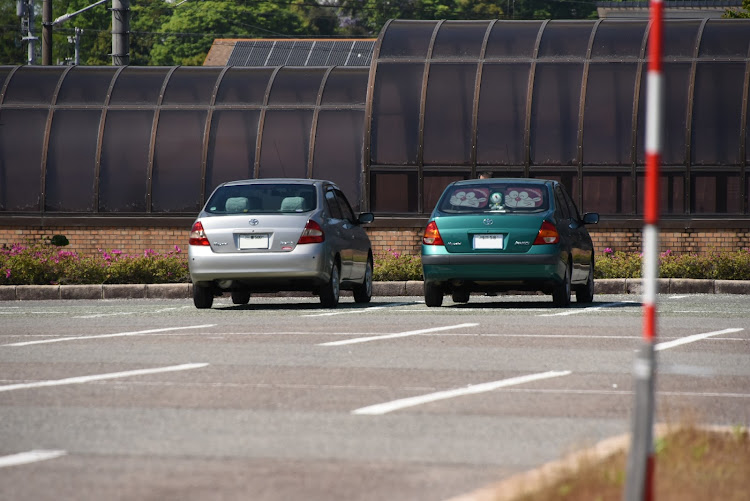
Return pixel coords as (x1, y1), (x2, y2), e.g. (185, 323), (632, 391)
(473, 234), (504, 249)
(239, 234), (269, 249)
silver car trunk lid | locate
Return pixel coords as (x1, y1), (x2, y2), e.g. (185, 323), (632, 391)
(199, 213), (312, 253)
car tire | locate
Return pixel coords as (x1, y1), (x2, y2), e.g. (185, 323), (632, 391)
(353, 257), (373, 303)
(451, 290), (470, 303)
(424, 282), (443, 307)
(231, 290), (251, 305)
(576, 259), (595, 304)
(193, 285), (213, 309)
(320, 262), (341, 308)
(552, 262), (571, 307)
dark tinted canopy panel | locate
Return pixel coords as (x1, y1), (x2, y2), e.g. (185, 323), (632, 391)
(590, 21), (646, 59)
(258, 110), (314, 179)
(312, 110), (365, 210)
(369, 62), (423, 165)
(214, 67), (274, 105)
(476, 63), (529, 165)
(161, 67), (223, 105)
(0, 109), (46, 211)
(56, 67), (118, 105)
(99, 110), (152, 212)
(45, 109), (100, 212)
(108, 67), (170, 105)
(431, 21), (490, 59)
(484, 21), (543, 59)
(2, 66), (64, 104)
(152, 110), (206, 212)
(267, 67), (326, 105)
(378, 20), (438, 59)
(698, 20), (750, 57)
(583, 62), (638, 166)
(691, 62), (745, 166)
(206, 110), (260, 191)
(320, 68), (368, 105)
(537, 21), (593, 59)
(423, 63), (476, 165)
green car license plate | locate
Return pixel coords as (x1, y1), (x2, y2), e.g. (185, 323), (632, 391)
(473, 234), (504, 249)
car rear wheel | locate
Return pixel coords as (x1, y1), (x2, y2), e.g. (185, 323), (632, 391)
(424, 282), (443, 307)
(353, 258), (373, 303)
(193, 285), (213, 309)
(231, 290), (251, 305)
(576, 259), (595, 304)
(552, 262), (571, 307)
(451, 290), (470, 303)
(320, 262), (341, 308)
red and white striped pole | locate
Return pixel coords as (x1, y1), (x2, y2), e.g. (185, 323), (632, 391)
(625, 0), (663, 499)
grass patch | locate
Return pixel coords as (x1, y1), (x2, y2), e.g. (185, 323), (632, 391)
(496, 425), (749, 501)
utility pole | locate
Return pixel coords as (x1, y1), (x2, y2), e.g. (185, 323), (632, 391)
(111, 0), (129, 65)
(42, 0), (52, 65)
(17, 0), (38, 64)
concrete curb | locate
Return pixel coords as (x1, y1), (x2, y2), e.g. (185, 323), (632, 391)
(1, 280), (749, 301)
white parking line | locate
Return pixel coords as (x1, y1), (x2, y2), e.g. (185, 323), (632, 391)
(655, 328), (745, 351)
(352, 370), (572, 415)
(538, 302), (637, 317)
(669, 295), (689, 299)
(0, 363), (208, 393)
(318, 323), (478, 346)
(0, 450), (67, 468)
(303, 302), (420, 317)
(74, 306), (190, 319)
(4, 324), (216, 347)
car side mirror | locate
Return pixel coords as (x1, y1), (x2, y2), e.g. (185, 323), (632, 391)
(358, 212), (375, 225)
(583, 212), (599, 225)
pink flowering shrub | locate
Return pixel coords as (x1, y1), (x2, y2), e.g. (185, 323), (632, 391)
(373, 249), (423, 281)
(0, 240), (188, 285)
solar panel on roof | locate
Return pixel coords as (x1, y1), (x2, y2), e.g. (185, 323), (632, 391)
(327, 41), (351, 66)
(287, 42), (310, 66)
(307, 41), (333, 66)
(223, 39), (375, 67)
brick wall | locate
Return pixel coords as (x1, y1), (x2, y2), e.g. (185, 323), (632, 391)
(2, 225), (749, 257)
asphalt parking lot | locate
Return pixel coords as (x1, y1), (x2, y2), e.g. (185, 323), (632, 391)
(1, 293), (748, 501)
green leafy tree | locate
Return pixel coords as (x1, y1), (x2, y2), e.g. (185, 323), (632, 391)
(129, 0), (172, 65)
(150, 1), (306, 66)
(0, 0), (28, 64)
(725, 0), (750, 17)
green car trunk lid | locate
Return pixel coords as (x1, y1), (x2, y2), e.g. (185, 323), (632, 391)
(433, 213), (549, 254)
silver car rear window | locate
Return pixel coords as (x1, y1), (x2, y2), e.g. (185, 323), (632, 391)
(438, 183), (549, 213)
(205, 184), (317, 214)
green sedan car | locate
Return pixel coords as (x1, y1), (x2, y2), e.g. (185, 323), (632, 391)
(421, 178), (599, 307)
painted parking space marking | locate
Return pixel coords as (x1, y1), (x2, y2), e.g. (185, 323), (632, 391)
(303, 302), (420, 317)
(655, 328), (745, 352)
(73, 306), (191, 319)
(4, 324), (216, 347)
(319, 323), (478, 346)
(0, 363), (208, 393)
(0, 450), (67, 469)
(538, 301), (637, 317)
(352, 370), (572, 415)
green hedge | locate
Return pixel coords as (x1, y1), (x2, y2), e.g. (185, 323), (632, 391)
(2, 239), (749, 285)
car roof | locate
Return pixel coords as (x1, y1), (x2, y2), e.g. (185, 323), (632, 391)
(451, 177), (553, 186)
(219, 178), (333, 187)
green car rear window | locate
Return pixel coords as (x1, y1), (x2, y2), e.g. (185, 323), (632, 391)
(438, 183), (549, 213)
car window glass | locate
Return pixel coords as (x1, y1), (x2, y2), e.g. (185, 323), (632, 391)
(561, 187), (581, 221)
(335, 190), (356, 222)
(554, 186), (571, 220)
(438, 183), (548, 213)
(206, 184), (315, 214)
(325, 189), (344, 219)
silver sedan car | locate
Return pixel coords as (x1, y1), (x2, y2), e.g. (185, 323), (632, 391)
(188, 179), (374, 309)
